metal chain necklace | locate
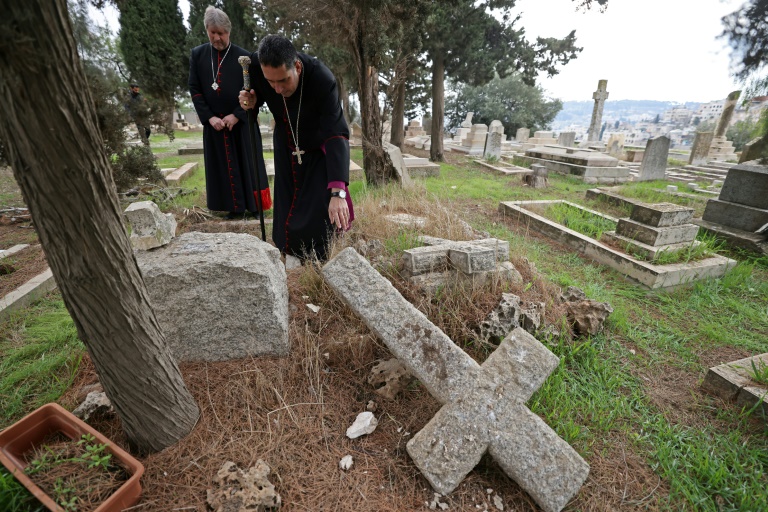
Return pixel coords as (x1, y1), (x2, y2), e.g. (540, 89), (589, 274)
(210, 42), (232, 90)
(282, 63), (305, 164)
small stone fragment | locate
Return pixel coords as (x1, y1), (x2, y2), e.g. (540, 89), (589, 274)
(346, 411), (378, 439)
(72, 391), (113, 421)
(368, 358), (414, 400)
(206, 460), (281, 512)
(366, 400), (377, 412)
(306, 304), (320, 313)
(493, 495), (504, 511)
(339, 455), (354, 470)
(566, 300), (614, 335)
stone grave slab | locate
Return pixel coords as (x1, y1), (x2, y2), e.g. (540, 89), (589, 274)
(616, 219), (699, 247)
(322, 248), (589, 512)
(500, 200), (736, 289)
(0, 244), (30, 261)
(702, 353), (768, 419)
(165, 162), (198, 185)
(0, 269), (57, 323)
(716, 163), (768, 209)
(630, 203), (694, 228)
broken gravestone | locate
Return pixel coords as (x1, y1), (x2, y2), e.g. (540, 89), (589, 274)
(207, 460), (281, 511)
(479, 293), (545, 343)
(368, 358), (414, 400)
(559, 286), (613, 336)
(322, 248), (589, 512)
(123, 200), (176, 250)
(136, 231), (289, 361)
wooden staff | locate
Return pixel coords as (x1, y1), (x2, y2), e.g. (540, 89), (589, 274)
(238, 55), (266, 241)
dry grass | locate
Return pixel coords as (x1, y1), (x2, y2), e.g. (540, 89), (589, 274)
(51, 188), (671, 511)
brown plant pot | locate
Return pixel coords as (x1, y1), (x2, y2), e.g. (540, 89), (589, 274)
(0, 402), (144, 512)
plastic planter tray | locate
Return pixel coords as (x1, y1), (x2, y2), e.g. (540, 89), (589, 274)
(0, 402), (144, 512)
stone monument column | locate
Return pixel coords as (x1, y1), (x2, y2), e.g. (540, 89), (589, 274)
(714, 90), (741, 138)
(587, 80), (609, 142)
(709, 90), (741, 162)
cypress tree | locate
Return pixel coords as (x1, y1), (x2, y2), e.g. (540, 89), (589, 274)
(118, 0), (187, 103)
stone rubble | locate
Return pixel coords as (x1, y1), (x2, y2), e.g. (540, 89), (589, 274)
(346, 411), (379, 439)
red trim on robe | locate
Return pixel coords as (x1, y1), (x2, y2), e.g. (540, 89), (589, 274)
(255, 188), (272, 211)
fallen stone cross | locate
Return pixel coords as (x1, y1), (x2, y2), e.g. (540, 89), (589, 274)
(322, 248), (589, 512)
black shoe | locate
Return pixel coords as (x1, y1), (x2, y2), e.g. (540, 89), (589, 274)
(226, 212), (241, 220)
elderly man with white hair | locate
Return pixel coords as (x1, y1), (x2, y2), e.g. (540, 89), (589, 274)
(188, 6), (271, 219)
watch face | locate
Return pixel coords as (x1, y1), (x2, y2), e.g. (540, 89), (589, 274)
(334, 190), (347, 199)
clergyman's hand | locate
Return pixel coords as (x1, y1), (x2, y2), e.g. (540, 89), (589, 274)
(223, 114), (239, 130)
(239, 89), (257, 111)
(209, 116), (225, 131)
(329, 192), (349, 231)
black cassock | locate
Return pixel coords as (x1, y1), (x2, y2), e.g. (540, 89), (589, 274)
(189, 43), (271, 214)
(250, 53), (353, 260)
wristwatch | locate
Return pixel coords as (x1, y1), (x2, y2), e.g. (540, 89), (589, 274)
(330, 190), (347, 199)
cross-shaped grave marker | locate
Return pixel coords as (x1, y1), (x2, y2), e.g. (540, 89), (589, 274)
(322, 248), (589, 512)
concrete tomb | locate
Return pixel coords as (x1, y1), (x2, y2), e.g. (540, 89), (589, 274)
(124, 200), (177, 250)
(520, 146), (630, 184)
(515, 127), (530, 143)
(697, 162), (768, 254)
(636, 136), (670, 182)
(702, 352), (768, 420)
(136, 231), (289, 362)
(322, 248), (589, 512)
(453, 124), (489, 156)
(484, 121), (504, 160)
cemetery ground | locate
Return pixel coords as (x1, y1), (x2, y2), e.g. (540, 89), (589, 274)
(1, 134), (767, 511)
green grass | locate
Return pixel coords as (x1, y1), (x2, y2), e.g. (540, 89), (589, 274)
(537, 201), (618, 240)
(0, 295), (85, 428)
(3, 150), (768, 510)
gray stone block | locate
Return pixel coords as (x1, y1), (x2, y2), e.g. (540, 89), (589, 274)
(136, 232), (289, 362)
(322, 248), (589, 511)
(718, 163), (768, 209)
(702, 199), (768, 232)
(124, 200), (177, 250)
(630, 203), (694, 227)
(616, 218), (699, 246)
(448, 245), (496, 274)
(402, 245), (449, 276)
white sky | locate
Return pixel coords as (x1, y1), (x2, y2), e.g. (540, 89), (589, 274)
(91, 0), (746, 104)
(512, 0), (745, 103)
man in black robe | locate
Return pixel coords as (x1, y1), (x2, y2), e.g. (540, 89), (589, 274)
(238, 35), (353, 260)
(188, 6), (271, 219)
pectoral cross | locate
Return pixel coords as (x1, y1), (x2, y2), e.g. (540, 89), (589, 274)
(293, 147), (305, 165)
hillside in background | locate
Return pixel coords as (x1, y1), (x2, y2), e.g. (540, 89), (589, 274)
(552, 100), (703, 129)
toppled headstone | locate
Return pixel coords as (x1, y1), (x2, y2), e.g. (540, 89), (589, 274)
(207, 460), (281, 512)
(346, 411), (378, 439)
(368, 358), (414, 400)
(123, 200), (176, 250)
(323, 248), (589, 512)
(72, 391), (113, 421)
(136, 232), (289, 362)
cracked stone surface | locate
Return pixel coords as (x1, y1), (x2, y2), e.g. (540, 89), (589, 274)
(368, 358), (414, 400)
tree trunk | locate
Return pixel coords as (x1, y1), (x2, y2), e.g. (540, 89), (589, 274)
(0, 0), (199, 454)
(390, 58), (406, 148)
(354, 27), (396, 186)
(430, 51), (445, 162)
(337, 75), (351, 124)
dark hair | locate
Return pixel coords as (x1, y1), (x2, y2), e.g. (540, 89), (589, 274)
(258, 35), (298, 69)
(130, 83), (139, 87)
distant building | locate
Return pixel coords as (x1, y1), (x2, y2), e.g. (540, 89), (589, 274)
(661, 106), (693, 125)
(695, 100), (725, 122)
